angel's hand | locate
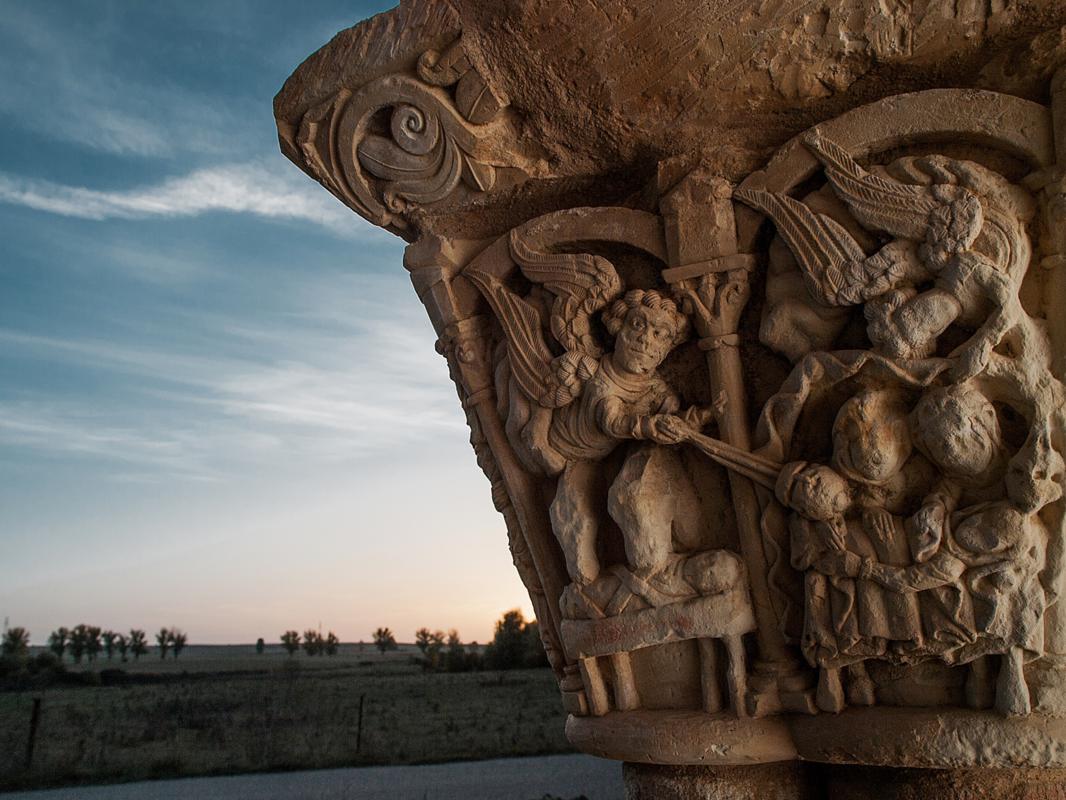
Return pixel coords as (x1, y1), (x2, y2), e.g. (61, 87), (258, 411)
(681, 405), (715, 431)
(648, 414), (689, 446)
(712, 389), (728, 419)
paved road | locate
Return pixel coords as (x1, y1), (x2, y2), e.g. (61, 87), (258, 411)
(3, 754), (622, 800)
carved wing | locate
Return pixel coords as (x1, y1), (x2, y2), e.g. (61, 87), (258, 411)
(803, 131), (961, 241)
(735, 188), (896, 307)
(509, 228), (623, 356)
(467, 229), (625, 408)
(465, 268), (557, 406)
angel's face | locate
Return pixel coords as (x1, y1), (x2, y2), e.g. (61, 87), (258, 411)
(614, 306), (678, 375)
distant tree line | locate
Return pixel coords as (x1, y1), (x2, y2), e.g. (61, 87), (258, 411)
(1, 625), (188, 664)
(411, 610), (549, 673)
(4, 609), (553, 674)
(278, 629), (340, 656)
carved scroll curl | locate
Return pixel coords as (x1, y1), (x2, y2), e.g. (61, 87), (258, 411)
(296, 74), (518, 231)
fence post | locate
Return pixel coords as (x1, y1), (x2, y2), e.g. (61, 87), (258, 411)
(356, 693), (366, 754)
(24, 697), (42, 770)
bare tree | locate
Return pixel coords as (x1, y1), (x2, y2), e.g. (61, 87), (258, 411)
(116, 633), (129, 663)
(69, 625), (89, 664)
(428, 630), (445, 669)
(128, 629), (148, 661)
(445, 629), (466, 672)
(156, 627), (171, 660)
(85, 626), (103, 663)
(372, 627), (397, 654)
(102, 630), (118, 660)
(302, 630), (322, 656)
(1, 627), (29, 658)
(281, 630), (301, 656)
(170, 629), (188, 659)
(48, 628), (69, 661)
(415, 627), (433, 655)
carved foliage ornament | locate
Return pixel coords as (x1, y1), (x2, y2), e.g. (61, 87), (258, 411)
(294, 37), (521, 232)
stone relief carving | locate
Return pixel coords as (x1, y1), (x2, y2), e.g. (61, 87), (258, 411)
(442, 107), (1066, 730)
(465, 226), (755, 717)
(732, 133), (1066, 717)
(289, 36), (529, 233)
(278, 9), (1066, 767)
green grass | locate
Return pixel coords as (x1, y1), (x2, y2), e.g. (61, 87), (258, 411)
(0, 648), (571, 791)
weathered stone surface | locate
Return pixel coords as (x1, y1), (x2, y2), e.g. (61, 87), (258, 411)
(276, 0), (1066, 790)
(623, 761), (816, 800)
(823, 765), (1066, 800)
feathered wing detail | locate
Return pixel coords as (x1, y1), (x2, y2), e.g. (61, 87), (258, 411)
(465, 268), (558, 406)
(509, 228), (623, 355)
(803, 131), (950, 241)
(735, 188), (905, 307)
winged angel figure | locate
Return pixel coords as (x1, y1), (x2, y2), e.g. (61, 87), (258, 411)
(736, 131), (1033, 378)
(466, 232), (719, 588)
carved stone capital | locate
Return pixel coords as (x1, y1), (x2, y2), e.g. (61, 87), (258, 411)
(278, 1), (1066, 785)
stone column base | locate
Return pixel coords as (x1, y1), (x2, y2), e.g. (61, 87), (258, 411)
(823, 765), (1066, 800)
(622, 762), (817, 800)
(623, 762), (1066, 800)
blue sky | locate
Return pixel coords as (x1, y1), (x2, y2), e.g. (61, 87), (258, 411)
(0, 2), (531, 644)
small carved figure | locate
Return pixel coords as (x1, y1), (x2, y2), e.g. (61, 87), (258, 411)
(774, 461), (883, 712)
(906, 384), (1007, 564)
(850, 431), (1062, 715)
(737, 132), (1034, 378)
(468, 233), (717, 587)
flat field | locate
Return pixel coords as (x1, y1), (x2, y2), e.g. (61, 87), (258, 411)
(0, 646), (571, 791)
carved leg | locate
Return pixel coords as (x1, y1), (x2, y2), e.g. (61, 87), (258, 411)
(817, 666), (846, 714)
(965, 656), (995, 709)
(608, 445), (678, 576)
(550, 459), (601, 584)
(724, 634), (749, 717)
(995, 647), (1031, 716)
(579, 657), (610, 717)
(698, 638), (724, 714)
(610, 652), (641, 711)
(845, 661), (876, 707)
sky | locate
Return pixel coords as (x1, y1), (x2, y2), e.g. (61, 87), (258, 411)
(0, 2), (533, 645)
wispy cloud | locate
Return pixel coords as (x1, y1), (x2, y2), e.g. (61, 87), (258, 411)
(0, 402), (221, 482)
(0, 272), (464, 477)
(0, 163), (373, 238)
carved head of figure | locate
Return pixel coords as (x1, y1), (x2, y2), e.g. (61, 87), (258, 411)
(1006, 424), (1065, 514)
(776, 461), (851, 522)
(603, 289), (688, 376)
(832, 389), (912, 486)
(911, 384), (1002, 484)
(682, 550), (744, 596)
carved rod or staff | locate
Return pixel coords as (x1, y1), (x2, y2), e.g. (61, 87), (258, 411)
(661, 173), (800, 707)
(683, 431), (781, 491)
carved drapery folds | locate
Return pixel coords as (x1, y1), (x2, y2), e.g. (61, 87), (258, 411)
(279, 9), (1066, 768)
